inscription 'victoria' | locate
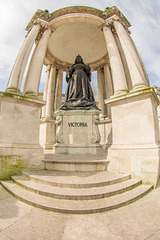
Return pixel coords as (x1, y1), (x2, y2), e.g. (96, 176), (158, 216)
(68, 122), (88, 127)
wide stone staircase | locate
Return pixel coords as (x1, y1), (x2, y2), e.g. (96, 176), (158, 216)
(1, 153), (153, 213)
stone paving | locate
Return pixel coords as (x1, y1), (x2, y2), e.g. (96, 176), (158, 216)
(0, 183), (160, 240)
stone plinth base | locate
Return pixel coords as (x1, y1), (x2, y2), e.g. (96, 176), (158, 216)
(53, 109), (103, 154)
(42, 153), (109, 172)
(0, 93), (45, 174)
(40, 118), (56, 150)
(105, 88), (160, 187)
(53, 144), (102, 154)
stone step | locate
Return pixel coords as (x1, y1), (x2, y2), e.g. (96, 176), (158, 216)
(1, 181), (153, 214)
(42, 153), (109, 171)
(22, 170), (131, 188)
(43, 160), (109, 172)
(11, 175), (142, 200)
(44, 153), (107, 160)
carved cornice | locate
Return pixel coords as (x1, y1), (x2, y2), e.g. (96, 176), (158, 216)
(25, 6), (131, 31)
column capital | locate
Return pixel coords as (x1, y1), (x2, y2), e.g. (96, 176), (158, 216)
(105, 15), (120, 26)
(97, 65), (104, 70)
(50, 64), (56, 69)
(102, 15), (130, 34)
(33, 19), (49, 29)
(102, 22), (115, 34)
(35, 25), (53, 45)
(46, 65), (51, 73)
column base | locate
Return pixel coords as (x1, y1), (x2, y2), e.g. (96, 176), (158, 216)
(111, 89), (129, 98)
(5, 87), (22, 95)
(24, 91), (39, 98)
(132, 83), (149, 91)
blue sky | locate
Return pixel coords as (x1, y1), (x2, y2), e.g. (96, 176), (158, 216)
(0, 0), (159, 93)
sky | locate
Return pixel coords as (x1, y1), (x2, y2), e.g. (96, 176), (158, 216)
(0, 0), (160, 93)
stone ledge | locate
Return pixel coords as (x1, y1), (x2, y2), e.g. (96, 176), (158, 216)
(0, 91), (45, 107)
(105, 87), (159, 105)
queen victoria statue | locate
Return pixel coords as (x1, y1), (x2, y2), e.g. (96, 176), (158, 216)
(60, 55), (98, 110)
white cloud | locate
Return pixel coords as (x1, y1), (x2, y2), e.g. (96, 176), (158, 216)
(0, 0), (159, 92)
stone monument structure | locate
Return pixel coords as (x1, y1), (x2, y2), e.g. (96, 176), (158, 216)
(0, 6), (159, 188)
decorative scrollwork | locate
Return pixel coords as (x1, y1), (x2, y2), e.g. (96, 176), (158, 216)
(55, 115), (64, 143)
(90, 114), (101, 143)
(55, 115), (62, 126)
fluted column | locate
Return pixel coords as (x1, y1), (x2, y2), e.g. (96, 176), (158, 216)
(97, 67), (105, 115)
(6, 24), (40, 94)
(103, 26), (128, 95)
(103, 65), (113, 98)
(103, 64), (113, 117)
(23, 27), (52, 97)
(45, 66), (57, 119)
(113, 20), (149, 90)
(41, 65), (51, 118)
(55, 69), (63, 110)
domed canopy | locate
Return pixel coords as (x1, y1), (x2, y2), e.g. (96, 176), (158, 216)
(26, 6), (131, 70)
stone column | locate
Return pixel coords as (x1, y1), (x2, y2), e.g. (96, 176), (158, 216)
(41, 65), (51, 118)
(97, 67), (106, 116)
(23, 27), (52, 97)
(55, 69), (63, 110)
(45, 66), (57, 119)
(6, 24), (40, 94)
(103, 26), (128, 95)
(103, 64), (113, 117)
(113, 20), (149, 90)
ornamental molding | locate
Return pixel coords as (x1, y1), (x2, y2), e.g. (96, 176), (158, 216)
(102, 15), (130, 34)
(45, 65), (51, 72)
(25, 6), (131, 31)
(25, 18), (53, 39)
(105, 14), (120, 26)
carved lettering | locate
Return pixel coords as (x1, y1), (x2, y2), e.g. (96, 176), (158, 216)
(68, 122), (88, 127)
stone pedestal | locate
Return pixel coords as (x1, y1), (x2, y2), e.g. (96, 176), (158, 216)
(105, 88), (160, 187)
(0, 92), (45, 175)
(53, 109), (103, 154)
(40, 118), (56, 149)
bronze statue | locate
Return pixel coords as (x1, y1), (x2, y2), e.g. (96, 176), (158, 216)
(60, 55), (98, 110)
